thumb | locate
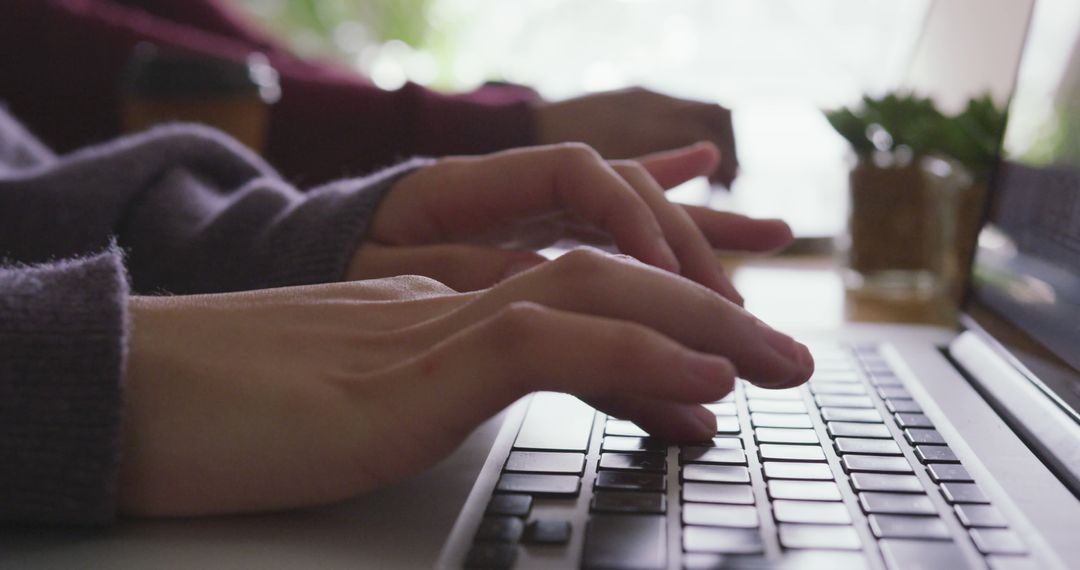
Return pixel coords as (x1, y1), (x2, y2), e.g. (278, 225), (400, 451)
(634, 141), (721, 189)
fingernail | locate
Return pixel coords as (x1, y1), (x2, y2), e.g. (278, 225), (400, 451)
(691, 407), (717, 439)
(756, 320), (808, 366)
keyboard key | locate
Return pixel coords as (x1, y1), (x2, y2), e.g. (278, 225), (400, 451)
(748, 400), (807, 414)
(850, 473), (924, 494)
(714, 416), (741, 434)
(915, 445), (959, 464)
(485, 494), (532, 517)
(869, 515), (951, 540)
(762, 461), (834, 481)
(878, 386), (913, 400)
(811, 371), (860, 383)
(682, 503), (760, 528)
(970, 528), (1028, 555)
(954, 504), (1008, 528)
(689, 436), (744, 450)
(987, 557), (1040, 570)
(591, 490), (665, 514)
(524, 519), (571, 545)
(496, 474), (580, 497)
(475, 516), (525, 542)
(704, 402), (736, 416)
(904, 428), (947, 446)
(886, 399), (923, 414)
(680, 446), (746, 465)
(768, 480), (843, 501)
(879, 539), (967, 570)
(815, 395), (875, 408)
(595, 471), (665, 492)
(505, 451), (585, 474)
(755, 427), (820, 445)
(773, 500), (852, 524)
(940, 483), (990, 504)
(811, 383), (867, 396)
(859, 492), (938, 516)
(513, 392), (594, 451)
(602, 436), (666, 453)
(841, 455), (913, 473)
(605, 419), (649, 437)
(682, 482), (755, 505)
(827, 421), (892, 439)
(759, 444), (827, 462)
(928, 464), (974, 483)
(682, 464), (751, 484)
(835, 438), (902, 456)
(745, 385), (804, 400)
(582, 515), (666, 570)
(751, 412), (813, 429)
(464, 542), (516, 569)
(821, 408), (883, 423)
(683, 527), (764, 555)
(778, 524), (862, 550)
(599, 452), (666, 472)
(894, 413), (934, 429)
(869, 374), (904, 387)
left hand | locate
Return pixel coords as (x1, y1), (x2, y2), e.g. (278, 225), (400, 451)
(352, 143), (792, 302)
(532, 87), (739, 187)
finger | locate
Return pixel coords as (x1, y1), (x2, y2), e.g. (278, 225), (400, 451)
(374, 144), (682, 274)
(426, 250), (813, 387)
(354, 302), (737, 479)
(681, 207), (795, 252)
(350, 243), (546, 291)
(691, 104), (738, 187)
(611, 161), (744, 305)
(635, 141), (720, 189)
(587, 396), (720, 442)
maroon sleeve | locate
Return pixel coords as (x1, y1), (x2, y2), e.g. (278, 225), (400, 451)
(0, 0), (537, 185)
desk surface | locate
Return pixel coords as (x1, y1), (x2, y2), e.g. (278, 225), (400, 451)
(724, 253), (959, 330)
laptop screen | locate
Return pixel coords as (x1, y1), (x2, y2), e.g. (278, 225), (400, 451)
(969, 0), (1080, 414)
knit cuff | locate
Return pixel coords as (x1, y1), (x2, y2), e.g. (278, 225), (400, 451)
(0, 249), (129, 524)
(260, 156), (435, 289)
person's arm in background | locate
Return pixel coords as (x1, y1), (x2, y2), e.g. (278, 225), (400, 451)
(0, 0), (736, 187)
(0, 0), (534, 187)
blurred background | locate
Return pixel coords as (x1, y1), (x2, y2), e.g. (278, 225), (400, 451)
(229, 0), (1050, 240)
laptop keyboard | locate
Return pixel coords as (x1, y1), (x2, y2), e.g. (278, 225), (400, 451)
(461, 344), (1034, 569)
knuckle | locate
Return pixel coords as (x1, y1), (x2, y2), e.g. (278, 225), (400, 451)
(393, 274), (456, 296)
(551, 248), (614, 281)
(553, 142), (602, 165)
(488, 302), (546, 346)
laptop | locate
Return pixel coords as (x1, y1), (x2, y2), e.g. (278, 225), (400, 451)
(3, 4), (1079, 570)
(435, 5), (1080, 569)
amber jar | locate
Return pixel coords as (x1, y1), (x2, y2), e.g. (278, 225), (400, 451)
(122, 45), (280, 152)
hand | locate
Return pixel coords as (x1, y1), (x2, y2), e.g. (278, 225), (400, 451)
(355, 143), (792, 303)
(121, 250), (813, 516)
(533, 87), (739, 187)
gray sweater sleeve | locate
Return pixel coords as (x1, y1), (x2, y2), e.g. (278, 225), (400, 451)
(0, 250), (128, 524)
(0, 108), (431, 523)
(0, 112), (431, 293)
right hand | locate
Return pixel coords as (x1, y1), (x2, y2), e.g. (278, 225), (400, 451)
(121, 250), (812, 517)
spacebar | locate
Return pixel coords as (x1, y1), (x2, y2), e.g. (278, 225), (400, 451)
(513, 392), (595, 452)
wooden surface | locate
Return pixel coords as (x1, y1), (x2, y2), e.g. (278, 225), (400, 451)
(722, 253), (960, 330)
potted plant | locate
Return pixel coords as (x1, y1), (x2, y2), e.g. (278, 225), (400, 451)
(826, 93), (1006, 298)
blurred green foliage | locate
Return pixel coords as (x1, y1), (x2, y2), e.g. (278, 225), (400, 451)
(826, 93), (1007, 180)
(237, 0), (436, 55)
